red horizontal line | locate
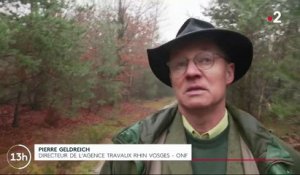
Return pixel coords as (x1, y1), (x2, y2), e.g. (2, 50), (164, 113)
(192, 158), (280, 162)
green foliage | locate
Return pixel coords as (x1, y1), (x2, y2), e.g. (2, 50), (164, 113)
(97, 21), (122, 77)
(97, 80), (123, 105)
(90, 20), (124, 105)
(0, 16), (15, 53)
(206, 0), (300, 119)
(0, 0), (161, 127)
(26, 8), (93, 114)
(272, 101), (299, 120)
(270, 55), (300, 118)
(131, 68), (173, 100)
(0, 1), (95, 117)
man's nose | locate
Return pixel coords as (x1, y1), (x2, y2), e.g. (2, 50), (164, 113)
(185, 61), (202, 77)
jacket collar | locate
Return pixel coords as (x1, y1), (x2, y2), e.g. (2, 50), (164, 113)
(226, 104), (293, 173)
(162, 109), (193, 174)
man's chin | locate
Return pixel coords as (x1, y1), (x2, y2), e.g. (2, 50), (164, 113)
(180, 100), (211, 110)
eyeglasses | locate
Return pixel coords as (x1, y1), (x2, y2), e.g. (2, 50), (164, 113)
(166, 51), (225, 76)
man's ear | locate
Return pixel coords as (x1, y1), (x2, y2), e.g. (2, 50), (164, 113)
(226, 63), (235, 85)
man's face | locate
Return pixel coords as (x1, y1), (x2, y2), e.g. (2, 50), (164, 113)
(169, 40), (235, 110)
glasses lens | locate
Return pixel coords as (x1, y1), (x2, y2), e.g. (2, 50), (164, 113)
(167, 58), (187, 75)
(168, 51), (216, 76)
(194, 52), (214, 70)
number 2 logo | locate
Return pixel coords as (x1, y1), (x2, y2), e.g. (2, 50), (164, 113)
(273, 11), (281, 23)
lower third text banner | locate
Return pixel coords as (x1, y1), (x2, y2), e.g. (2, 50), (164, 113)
(34, 144), (191, 161)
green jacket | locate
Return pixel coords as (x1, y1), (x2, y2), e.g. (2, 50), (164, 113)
(100, 104), (300, 174)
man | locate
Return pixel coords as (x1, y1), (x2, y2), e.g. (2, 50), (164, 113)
(100, 18), (300, 174)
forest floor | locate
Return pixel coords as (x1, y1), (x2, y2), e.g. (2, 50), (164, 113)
(0, 97), (299, 174)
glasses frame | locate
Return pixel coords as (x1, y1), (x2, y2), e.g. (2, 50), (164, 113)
(166, 51), (227, 77)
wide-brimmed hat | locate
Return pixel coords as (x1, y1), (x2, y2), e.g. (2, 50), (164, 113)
(147, 18), (253, 87)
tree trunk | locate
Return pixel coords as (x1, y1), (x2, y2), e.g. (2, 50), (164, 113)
(12, 91), (22, 128)
(257, 80), (267, 120)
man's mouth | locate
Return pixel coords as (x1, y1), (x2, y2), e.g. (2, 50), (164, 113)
(185, 86), (207, 95)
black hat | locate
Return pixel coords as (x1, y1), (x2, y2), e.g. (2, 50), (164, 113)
(147, 18), (253, 86)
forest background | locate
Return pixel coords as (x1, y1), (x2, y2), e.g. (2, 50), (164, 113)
(0, 0), (299, 174)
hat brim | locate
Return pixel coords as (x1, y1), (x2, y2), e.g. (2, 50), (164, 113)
(147, 29), (253, 87)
